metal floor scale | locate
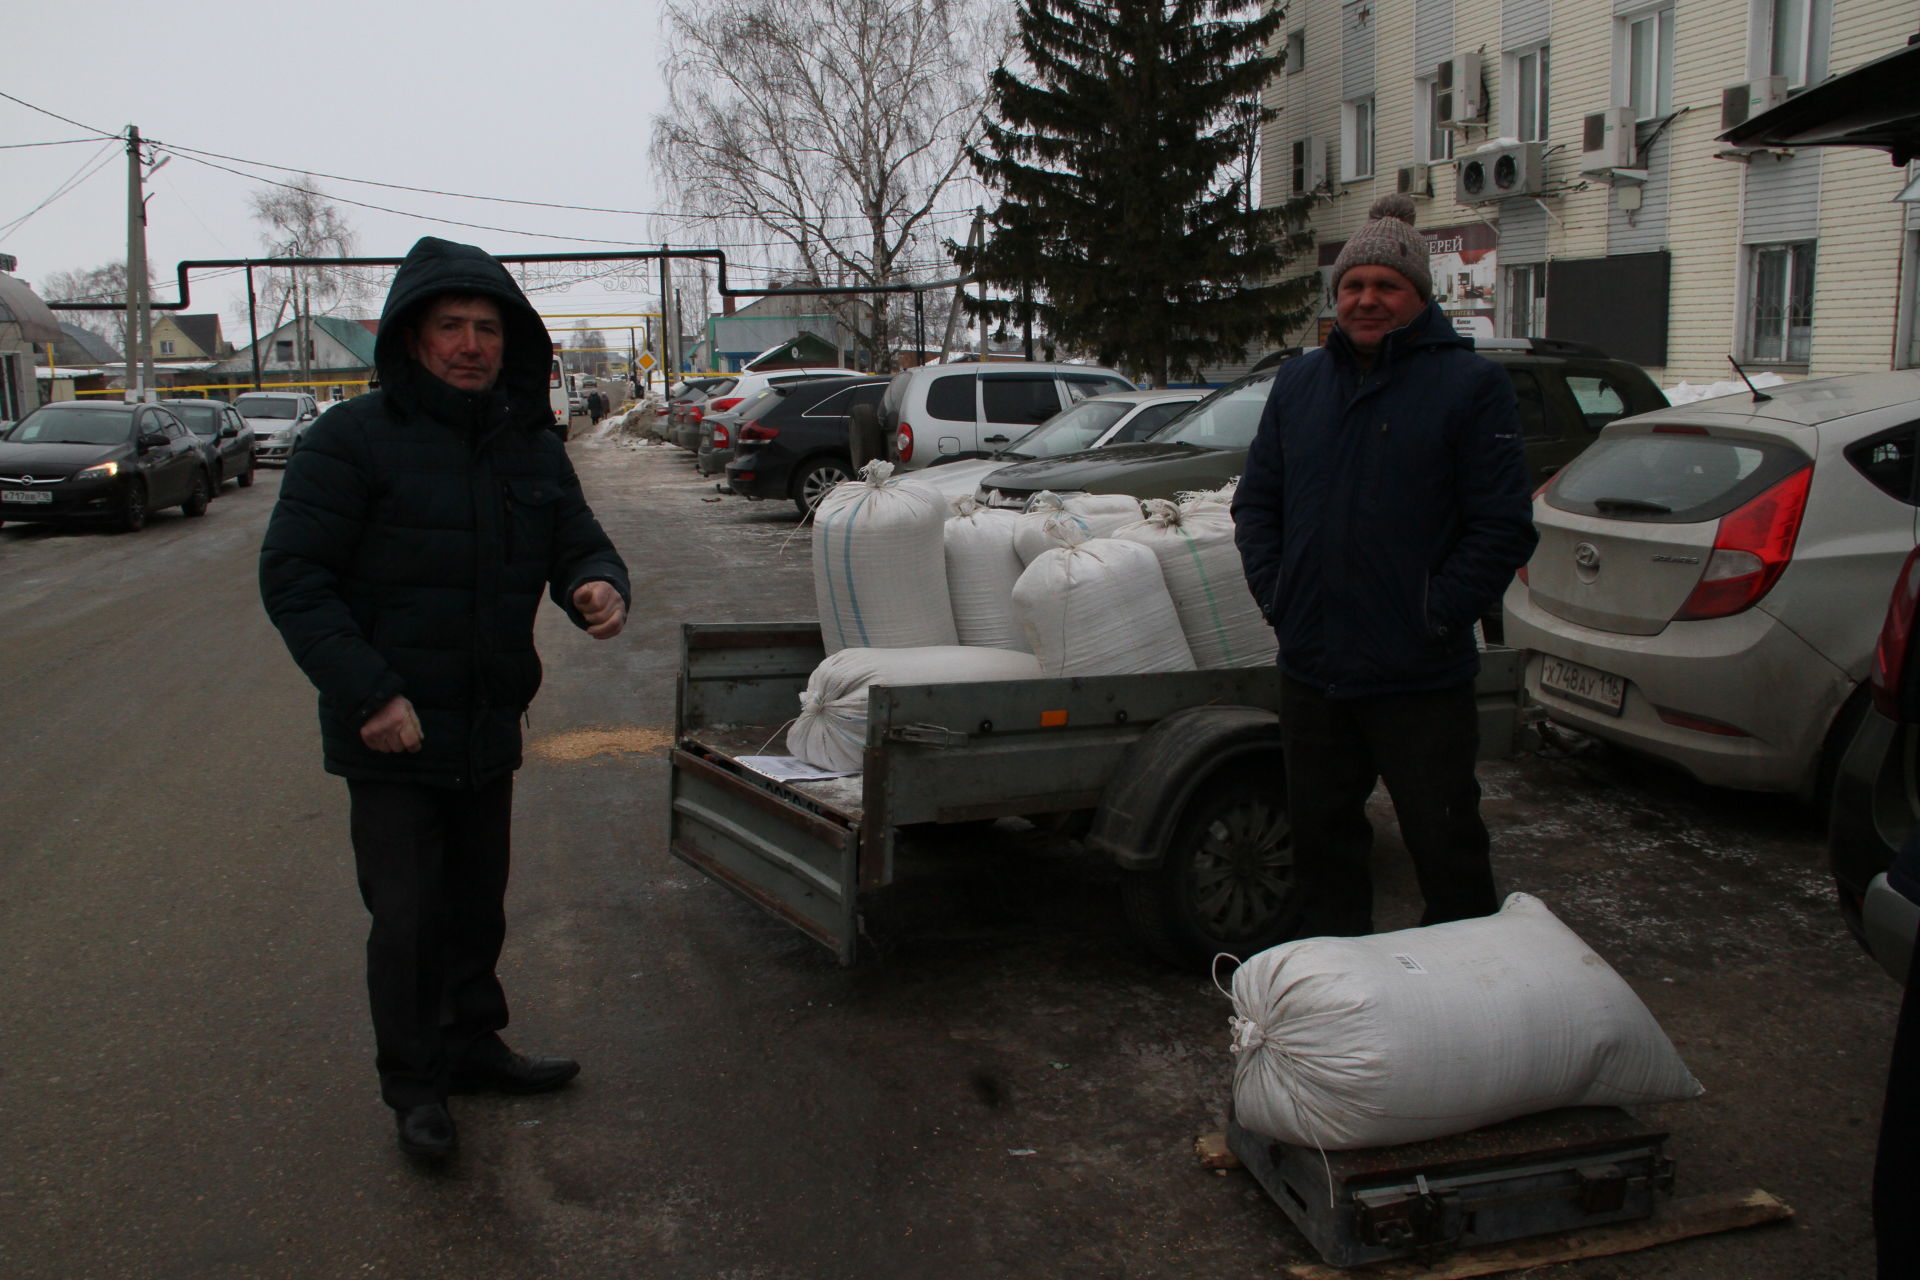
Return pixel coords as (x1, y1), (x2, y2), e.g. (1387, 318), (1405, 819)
(1226, 1104), (1675, 1269)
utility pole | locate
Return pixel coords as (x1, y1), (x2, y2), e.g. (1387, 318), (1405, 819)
(657, 248), (675, 380)
(939, 211), (981, 364)
(124, 125), (147, 403)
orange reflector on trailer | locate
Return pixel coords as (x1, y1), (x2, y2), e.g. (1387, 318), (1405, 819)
(1040, 709), (1069, 728)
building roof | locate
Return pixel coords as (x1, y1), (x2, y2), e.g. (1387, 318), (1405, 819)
(0, 271), (63, 342)
(166, 313), (225, 356)
(55, 322), (123, 363)
(309, 315), (379, 366)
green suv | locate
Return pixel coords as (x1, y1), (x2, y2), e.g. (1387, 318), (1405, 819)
(971, 337), (1667, 508)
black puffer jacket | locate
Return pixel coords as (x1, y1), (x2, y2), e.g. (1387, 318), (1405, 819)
(260, 236), (629, 788)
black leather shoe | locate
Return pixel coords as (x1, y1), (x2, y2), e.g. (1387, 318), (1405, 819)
(396, 1102), (456, 1159)
(448, 1052), (580, 1096)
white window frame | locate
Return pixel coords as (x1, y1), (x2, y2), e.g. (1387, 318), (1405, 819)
(1617, 5), (1675, 121)
(1745, 240), (1816, 366)
(1285, 28), (1305, 75)
(1340, 96), (1376, 182)
(1416, 75), (1454, 163)
(1760, 0), (1815, 89)
(159, 339), (175, 355)
(1501, 264), (1548, 338)
(1502, 44), (1551, 142)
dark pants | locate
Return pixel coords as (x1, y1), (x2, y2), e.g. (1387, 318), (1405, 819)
(1876, 927), (1920, 1277)
(348, 776), (515, 1110)
(1279, 675), (1497, 936)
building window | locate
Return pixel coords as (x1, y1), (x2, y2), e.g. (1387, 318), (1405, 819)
(1285, 28), (1304, 74)
(1341, 97), (1375, 182)
(1506, 45), (1551, 141)
(1765, 0), (1814, 88)
(1502, 264), (1547, 338)
(1747, 242), (1815, 365)
(159, 339), (175, 355)
(1289, 137), (1324, 194)
(274, 340), (293, 365)
(1417, 76), (1455, 163)
(1620, 6), (1675, 120)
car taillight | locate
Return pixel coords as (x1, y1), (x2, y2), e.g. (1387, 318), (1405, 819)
(709, 396), (742, 414)
(690, 405), (705, 422)
(1871, 545), (1920, 720)
(711, 423), (730, 448)
(738, 424), (779, 443)
(895, 423), (914, 464)
(1673, 465), (1812, 622)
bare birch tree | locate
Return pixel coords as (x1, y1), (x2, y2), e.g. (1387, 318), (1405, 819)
(249, 176), (359, 382)
(41, 260), (155, 354)
(651, 0), (1003, 370)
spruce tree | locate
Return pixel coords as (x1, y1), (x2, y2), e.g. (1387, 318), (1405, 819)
(954, 0), (1316, 386)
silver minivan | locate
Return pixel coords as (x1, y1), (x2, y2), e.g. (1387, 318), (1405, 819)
(878, 361), (1134, 470)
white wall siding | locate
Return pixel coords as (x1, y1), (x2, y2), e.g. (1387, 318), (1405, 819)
(1501, 0), (1551, 52)
(1414, 0), (1455, 73)
(1741, 152), (1822, 243)
(1342, 0), (1376, 101)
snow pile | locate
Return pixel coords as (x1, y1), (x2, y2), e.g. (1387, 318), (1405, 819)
(1660, 373), (1788, 406)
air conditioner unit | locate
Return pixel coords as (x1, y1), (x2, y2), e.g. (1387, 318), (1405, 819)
(1397, 165), (1434, 198)
(1435, 52), (1488, 127)
(1290, 136), (1327, 194)
(1581, 108), (1638, 174)
(1454, 142), (1546, 205)
(1720, 75), (1791, 132)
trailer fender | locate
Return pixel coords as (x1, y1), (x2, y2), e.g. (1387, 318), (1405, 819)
(1086, 705), (1285, 873)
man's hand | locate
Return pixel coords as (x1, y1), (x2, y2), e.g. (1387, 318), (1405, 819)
(574, 580), (627, 639)
(361, 696), (424, 753)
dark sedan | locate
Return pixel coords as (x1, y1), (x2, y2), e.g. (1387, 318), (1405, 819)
(160, 398), (256, 491)
(724, 376), (889, 515)
(0, 401), (213, 533)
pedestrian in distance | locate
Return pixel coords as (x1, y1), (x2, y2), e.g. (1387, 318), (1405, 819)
(1231, 194), (1538, 939)
(260, 235), (631, 1162)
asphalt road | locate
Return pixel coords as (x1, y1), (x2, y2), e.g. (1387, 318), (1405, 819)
(0, 423), (1898, 1278)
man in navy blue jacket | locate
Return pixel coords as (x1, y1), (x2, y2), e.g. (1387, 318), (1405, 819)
(1231, 195), (1538, 936)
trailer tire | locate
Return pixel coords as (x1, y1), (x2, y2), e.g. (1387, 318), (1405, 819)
(1119, 757), (1301, 969)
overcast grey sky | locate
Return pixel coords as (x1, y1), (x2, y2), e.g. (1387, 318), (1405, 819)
(3, 0), (683, 341)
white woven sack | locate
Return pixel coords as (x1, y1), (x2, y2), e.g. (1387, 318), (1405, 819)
(944, 496), (1030, 652)
(1227, 893), (1704, 1151)
(1178, 478), (1240, 518)
(1112, 499), (1274, 669)
(811, 461), (958, 655)
(786, 646), (1044, 772)
(1010, 491), (1145, 565)
(1012, 530), (1196, 677)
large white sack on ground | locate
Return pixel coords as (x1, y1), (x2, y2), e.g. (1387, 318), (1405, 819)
(1010, 491), (1146, 565)
(944, 496), (1030, 652)
(811, 461), (958, 655)
(786, 646), (1044, 772)
(1228, 893), (1704, 1151)
(1112, 498), (1274, 669)
(1013, 531), (1196, 676)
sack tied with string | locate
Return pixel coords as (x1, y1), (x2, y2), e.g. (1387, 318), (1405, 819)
(944, 495), (1030, 652)
(1112, 497), (1275, 669)
(786, 646), (1045, 773)
(811, 461), (957, 655)
(1012, 525), (1195, 677)
(1227, 893), (1704, 1151)
(1009, 491), (1144, 566)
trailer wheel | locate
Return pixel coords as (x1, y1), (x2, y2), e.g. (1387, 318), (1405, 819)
(1120, 761), (1301, 968)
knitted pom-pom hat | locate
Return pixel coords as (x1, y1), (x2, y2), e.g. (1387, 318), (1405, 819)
(1330, 195), (1432, 301)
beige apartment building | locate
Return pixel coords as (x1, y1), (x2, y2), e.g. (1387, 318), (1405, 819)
(1261, 0), (1920, 383)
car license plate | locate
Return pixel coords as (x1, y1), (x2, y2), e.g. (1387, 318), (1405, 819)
(1538, 655), (1625, 716)
(2, 490), (52, 504)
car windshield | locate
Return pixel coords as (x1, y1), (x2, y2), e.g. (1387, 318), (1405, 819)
(163, 403), (222, 434)
(1001, 399), (1133, 459)
(4, 406), (133, 446)
(1152, 377), (1273, 449)
(235, 397), (299, 419)
(1548, 430), (1803, 523)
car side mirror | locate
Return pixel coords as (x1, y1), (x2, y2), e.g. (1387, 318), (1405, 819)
(220, 424), (238, 439)
(138, 431), (168, 451)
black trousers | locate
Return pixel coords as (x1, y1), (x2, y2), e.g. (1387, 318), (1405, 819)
(348, 776), (515, 1110)
(1875, 923), (1920, 1277)
(1278, 675), (1498, 936)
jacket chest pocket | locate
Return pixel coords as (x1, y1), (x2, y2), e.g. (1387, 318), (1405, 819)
(502, 477), (561, 562)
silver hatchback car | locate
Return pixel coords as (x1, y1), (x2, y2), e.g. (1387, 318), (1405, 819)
(1503, 370), (1920, 797)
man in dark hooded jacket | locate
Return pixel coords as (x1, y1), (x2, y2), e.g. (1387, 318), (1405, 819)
(1231, 196), (1537, 940)
(261, 236), (630, 1161)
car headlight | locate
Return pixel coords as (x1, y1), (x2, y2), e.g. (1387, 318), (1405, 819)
(72, 461), (119, 482)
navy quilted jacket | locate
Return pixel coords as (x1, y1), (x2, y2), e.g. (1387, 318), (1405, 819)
(260, 237), (629, 787)
(1230, 303), (1537, 698)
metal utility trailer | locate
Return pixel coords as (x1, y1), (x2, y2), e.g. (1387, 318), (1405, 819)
(668, 621), (1526, 966)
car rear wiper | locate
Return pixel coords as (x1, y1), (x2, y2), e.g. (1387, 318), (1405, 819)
(1591, 496), (1672, 515)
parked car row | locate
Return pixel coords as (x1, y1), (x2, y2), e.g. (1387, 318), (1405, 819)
(0, 401), (219, 533)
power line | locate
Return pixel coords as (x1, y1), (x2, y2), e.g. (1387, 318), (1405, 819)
(0, 137), (99, 150)
(0, 89), (120, 140)
(0, 138), (120, 238)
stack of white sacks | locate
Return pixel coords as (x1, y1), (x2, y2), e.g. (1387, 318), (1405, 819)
(789, 463), (1275, 772)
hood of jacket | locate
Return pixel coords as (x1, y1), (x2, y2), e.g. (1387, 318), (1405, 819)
(374, 236), (552, 429)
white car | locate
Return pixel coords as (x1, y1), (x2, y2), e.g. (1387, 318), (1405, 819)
(992, 388), (1206, 461)
(701, 367), (866, 421)
(878, 360), (1135, 470)
(1502, 370), (1920, 797)
(234, 390), (321, 466)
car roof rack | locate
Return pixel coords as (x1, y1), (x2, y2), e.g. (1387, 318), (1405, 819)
(1475, 335), (1612, 358)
